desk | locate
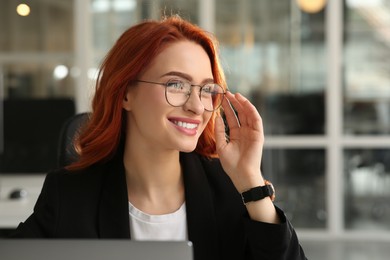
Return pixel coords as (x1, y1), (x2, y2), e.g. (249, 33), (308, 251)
(0, 174), (45, 228)
(301, 239), (390, 260)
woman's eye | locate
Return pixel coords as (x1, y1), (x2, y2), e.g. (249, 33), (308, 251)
(202, 85), (214, 94)
(167, 81), (184, 89)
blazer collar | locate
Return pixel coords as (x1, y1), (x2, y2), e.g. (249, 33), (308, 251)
(98, 152), (131, 238)
(180, 152), (219, 260)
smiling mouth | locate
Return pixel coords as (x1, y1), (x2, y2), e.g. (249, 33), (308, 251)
(172, 120), (198, 130)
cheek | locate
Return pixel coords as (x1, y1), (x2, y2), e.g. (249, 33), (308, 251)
(129, 89), (168, 127)
(136, 87), (167, 108)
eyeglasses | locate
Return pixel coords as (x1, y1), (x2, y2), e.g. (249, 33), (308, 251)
(136, 79), (226, 112)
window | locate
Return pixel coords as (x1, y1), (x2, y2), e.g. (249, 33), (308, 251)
(215, 0), (326, 229)
(0, 0), (75, 173)
(342, 0), (390, 232)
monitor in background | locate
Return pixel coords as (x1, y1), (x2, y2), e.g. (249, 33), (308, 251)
(0, 98), (75, 174)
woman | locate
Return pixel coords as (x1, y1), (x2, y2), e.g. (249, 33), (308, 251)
(12, 16), (307, 260)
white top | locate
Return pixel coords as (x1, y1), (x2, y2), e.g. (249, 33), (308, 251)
(128, 201), (188, 241)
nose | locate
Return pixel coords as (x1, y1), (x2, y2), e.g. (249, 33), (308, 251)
(183, 88), (205, 114)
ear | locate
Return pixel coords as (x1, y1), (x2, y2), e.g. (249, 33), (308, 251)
(122, 89), (133, 111)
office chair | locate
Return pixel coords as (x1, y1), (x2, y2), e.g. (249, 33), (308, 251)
(57, 112), (90, 168)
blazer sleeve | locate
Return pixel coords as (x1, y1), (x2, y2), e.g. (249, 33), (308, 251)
(243, 206), (307, 260)
(197, 154), (307, 260)
(10, 171), (60, 238)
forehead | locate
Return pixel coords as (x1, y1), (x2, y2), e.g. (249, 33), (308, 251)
(140, 41), (213, 81)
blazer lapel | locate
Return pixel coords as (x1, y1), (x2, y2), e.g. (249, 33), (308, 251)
(98, 156), (131, 238)
(181, 152), (219, 260)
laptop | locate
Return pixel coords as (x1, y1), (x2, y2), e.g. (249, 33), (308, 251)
(0, 239), (193, 260)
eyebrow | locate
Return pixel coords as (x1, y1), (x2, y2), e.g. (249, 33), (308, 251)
(160, 71), (215, 84)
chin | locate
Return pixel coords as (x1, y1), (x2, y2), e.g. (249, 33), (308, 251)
(179, 145), (197, 153)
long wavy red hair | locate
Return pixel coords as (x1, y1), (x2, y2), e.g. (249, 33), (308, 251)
(67, 15), (227, 171)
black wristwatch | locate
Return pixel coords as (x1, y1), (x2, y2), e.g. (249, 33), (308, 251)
(240, 181), (275, 205)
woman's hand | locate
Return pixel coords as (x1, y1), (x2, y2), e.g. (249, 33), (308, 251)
(215, 91), (265, 192)
(215, 91), (279, 223)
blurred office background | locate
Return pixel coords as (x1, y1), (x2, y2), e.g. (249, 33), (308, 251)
(1, 0), (390, 259)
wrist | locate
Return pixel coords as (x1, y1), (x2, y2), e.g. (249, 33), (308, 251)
(235, 171), (265, 192)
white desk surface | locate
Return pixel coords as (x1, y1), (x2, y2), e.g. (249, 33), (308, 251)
(0, 174), (45, 228)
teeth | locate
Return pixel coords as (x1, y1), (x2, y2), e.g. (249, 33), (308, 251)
(174, 121), (198, 129)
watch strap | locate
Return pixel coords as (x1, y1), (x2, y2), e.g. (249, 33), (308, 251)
(241, 183), (275, 205)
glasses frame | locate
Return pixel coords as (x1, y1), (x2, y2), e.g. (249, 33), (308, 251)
(136, 79), (226, 112)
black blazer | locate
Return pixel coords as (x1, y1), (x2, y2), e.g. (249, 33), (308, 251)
(12, 151), (306, 260)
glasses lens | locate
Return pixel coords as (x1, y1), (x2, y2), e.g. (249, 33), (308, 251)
(201, 84), (225, 111)
(165, 80), (225, 111)
(165, 81), (191, 107)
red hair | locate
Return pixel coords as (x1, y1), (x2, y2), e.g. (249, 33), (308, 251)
(67, 16), (227, 171)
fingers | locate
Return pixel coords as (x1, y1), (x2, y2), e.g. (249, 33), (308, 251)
(221, 93), (240, 129)
(214, 115), (228, 151)
(223, 91), (262, 131)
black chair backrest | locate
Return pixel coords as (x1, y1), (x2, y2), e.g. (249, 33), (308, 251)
(57, 112), (90, 168)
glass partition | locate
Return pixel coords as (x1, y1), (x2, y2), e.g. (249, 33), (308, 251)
(0, 0), (75, 173)
(344, 149), (390, 230)
(0, 0), (73, 53)
(91, 0), (199, 65)
(343, 0), (390, 135)
(0, 0), (74, 99)
(215, 0), (326, 135)
(263, 148), (326, 228)
(214, 0), (327, 229)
